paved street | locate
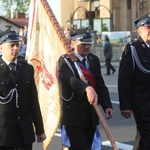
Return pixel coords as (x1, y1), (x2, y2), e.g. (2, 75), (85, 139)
(33, 62), (136, 150)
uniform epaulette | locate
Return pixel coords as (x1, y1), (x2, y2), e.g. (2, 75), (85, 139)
(62, 54), (70, 59)
(129, 40), (142, 48)
(17, 56), (26, 61)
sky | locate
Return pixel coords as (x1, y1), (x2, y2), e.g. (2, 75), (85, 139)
(0, 0), (60, 21)
(47, 0), (59, 22)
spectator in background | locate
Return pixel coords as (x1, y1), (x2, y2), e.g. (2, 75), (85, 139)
(103, 35), (116, 75)
(22, 25), (28, 44)
(64, 26), (70, 40)
(97, 34), (102, 45)
(19, 38), (27, 58)
(19, 28), (24, 37)
(122, 32), (131, 45)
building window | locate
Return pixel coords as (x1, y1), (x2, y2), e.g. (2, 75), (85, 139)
(127, 0), (131, 9)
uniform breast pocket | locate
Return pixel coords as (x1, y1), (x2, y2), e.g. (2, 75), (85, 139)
(22, 79), (31, 84)
(0, 81), (8, 87)
(141, 57), (150, 69)
(0, 79), (12, 86)
(0, 79), (15, 97)
(19, 78), (31, 91)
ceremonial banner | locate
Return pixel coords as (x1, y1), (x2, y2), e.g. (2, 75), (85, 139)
(26, 1), (118, 150)
(26, 0), (71, 149)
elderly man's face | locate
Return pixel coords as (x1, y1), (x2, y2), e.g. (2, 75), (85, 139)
(72, 41), (91, 57)
(0, 42), (20, 62)
(138, 26), (150, 44)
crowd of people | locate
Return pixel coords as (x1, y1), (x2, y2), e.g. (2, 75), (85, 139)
(0, 12), (150, 150)
(18, 25), (28, 58)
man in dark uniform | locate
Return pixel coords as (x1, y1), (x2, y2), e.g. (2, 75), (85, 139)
(0, 28), (46, 149)
(118, 13), (150, 150)
(58, 28), (113, 150)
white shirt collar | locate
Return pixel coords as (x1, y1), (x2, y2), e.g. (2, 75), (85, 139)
(2, 56), (17, 65)
(145, 42), (150, 48)
(74, 52), (87, 61)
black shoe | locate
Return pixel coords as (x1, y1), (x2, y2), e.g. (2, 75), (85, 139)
(112, 70), (116, 74)
(104, 73), (110, 75)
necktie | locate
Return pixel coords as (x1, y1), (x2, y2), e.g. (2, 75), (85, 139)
(82, 58), (86, 67)
(9, 63), (16, 75)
